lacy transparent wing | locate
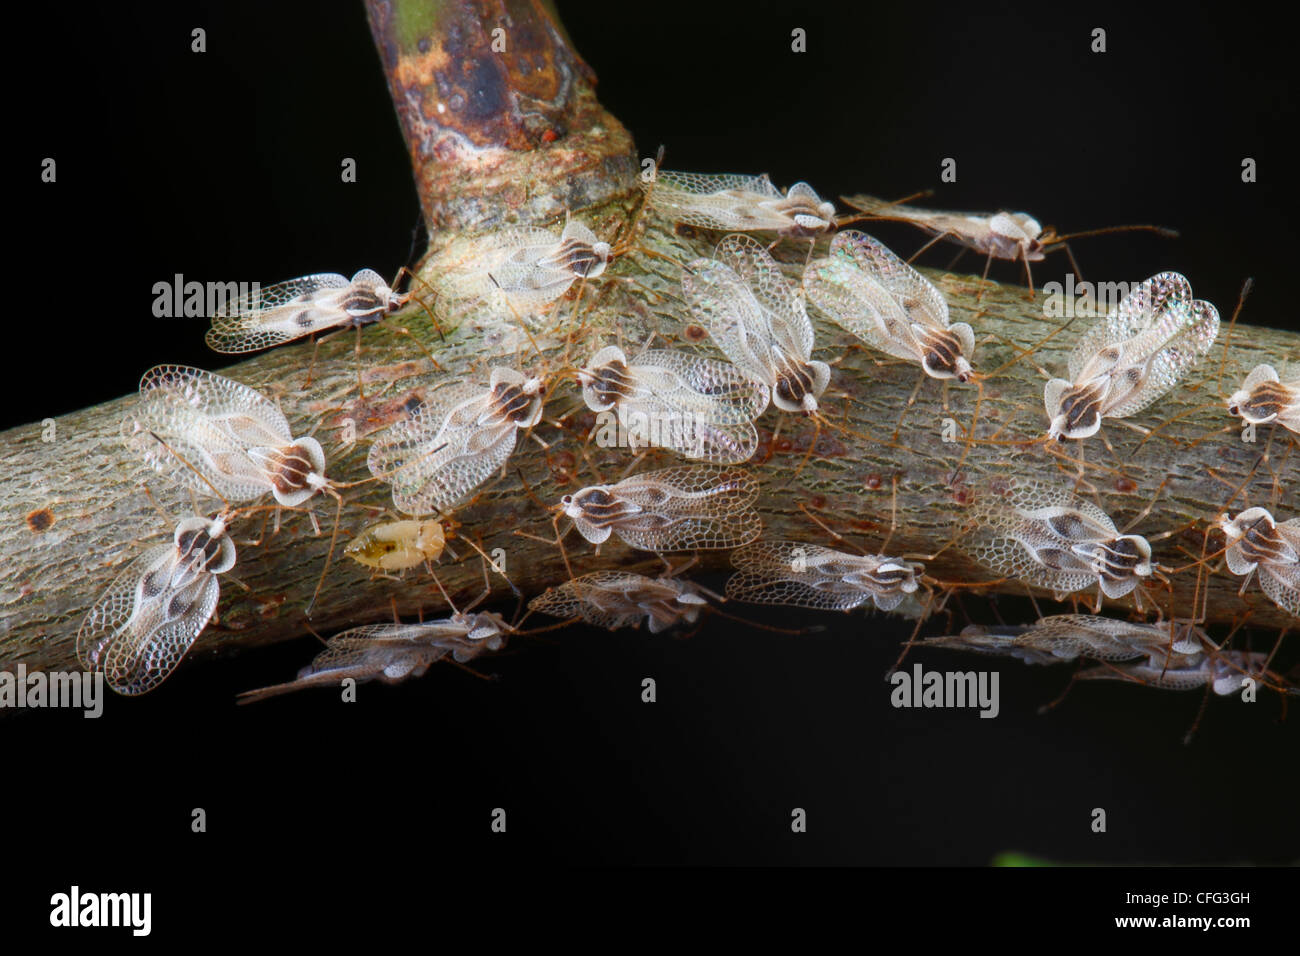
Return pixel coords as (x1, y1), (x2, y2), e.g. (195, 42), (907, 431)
(614, 465), (759, 513)
(804, 250), (913, 360)
(713, 234), (814, 362)
(98, 569), (221, 696)
(128, 365), (295, 503)
(1105, 299), (1220, 419)
(683, 256), (775, 383)
(367, 382), (513, 514)
(633, 350), (771, 423)
(652, 172), (786, 231)
(841, 195), (1001, 242)
(484, 226), (586, 310)
(832, 230), (951, 331)
(725, 571), (873, 611)
(1067, 273), (1194, 381)
(205, 273), (353, 353)
(385, 426), (515, 516)
(76, 542), (175, 675)
(726, 541), (889, 611)
(1259, 563), (1300, 617)
(970, 531), (1096, 595)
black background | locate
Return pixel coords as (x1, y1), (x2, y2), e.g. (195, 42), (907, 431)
(7, 0), (1298, 931)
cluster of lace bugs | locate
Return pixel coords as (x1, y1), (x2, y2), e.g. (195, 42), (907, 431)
(74, 153), (1296, 724)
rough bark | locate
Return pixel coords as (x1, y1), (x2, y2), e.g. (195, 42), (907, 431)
(2, 0), (1296, 679)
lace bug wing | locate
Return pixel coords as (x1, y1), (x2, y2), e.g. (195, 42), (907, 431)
(76, 542), (176, 678)
(726, 541), (875, 611)
(367, 382), (514, 515)
(714, 234), (816, 364)
(634, 350), (770, 424)
(128, 365), (295, 504)
(804, 239), (915, 362)
(607, 465), (761, 551)
(836, 229), (951, 333)
(205, 273), (353, 353)
(683, 254), (776, 386)
(1105, 297), (1220, 419)
(652, 172), (785, 232)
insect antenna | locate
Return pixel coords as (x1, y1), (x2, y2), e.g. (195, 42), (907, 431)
(1046, 222), (1180, 244)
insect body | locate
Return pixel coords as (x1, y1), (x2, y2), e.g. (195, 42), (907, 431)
(1227, 364), (1300, 435)
(1044, 273), (1219, 441)
(367, 367), (544, 515)
(578, 345), (769, 463)
(839, 194), (1176, 293)
(803, 230), (975, 381)
(1074, 651), (1273, 696)
(842, 194), (1050, 264)
(433, 219), (613, 321)
(918, 615), (1206, 667)
(205, 269), (410, 353)
(235, 612), (511, 703)
(125, 365), (328, 508)
(1219, 507), (1300, 616)
(683, 234), (830, 413)
(970, 482), (1155, 603)
(562, 465), (761, 552)
(726, 541), (922, 612)
(344, 519), (446, 572)
(650, 171), (836, 236)
(528, 572), (710, 633)
(77, 513), (237, 696)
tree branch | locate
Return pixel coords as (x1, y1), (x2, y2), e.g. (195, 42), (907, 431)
(3, 0), (1295, 681)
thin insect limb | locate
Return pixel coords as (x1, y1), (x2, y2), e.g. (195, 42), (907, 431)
(139, 482), (175, 528)
(977, 246), (999, 303)
(780, 412), (823, 490)
(1215, 277), (1256, 396)
(458, 533), (523, 601)
(904, 229), (954, 265)
(1131, 401), (1230, 454)
(1181, 681), (1217, 746)
(1016, 243), (1036, 300)
(891, 371), (928, 442)
(886, 587), (940, 674)
(1038, 664), (1084, 715)
(706, 605), (825, 636)
(393, 267), (448, 344)
(511, 469), (576, 580)
(305, 490), (346, 617)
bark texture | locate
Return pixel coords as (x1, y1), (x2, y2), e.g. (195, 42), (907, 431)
(1, 0), (1296, 680)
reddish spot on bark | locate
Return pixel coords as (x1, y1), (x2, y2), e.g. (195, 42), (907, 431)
(684, 324), (707, 342)
(541, 128), (559, 143)
(1115, 476), (1137, 494)
(775, 438), (793, 452)
(864, 474), (882, 490)
(809, 494), (826, 509)
(26, 508), (54, 533)
(953, 487), (972, 505)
